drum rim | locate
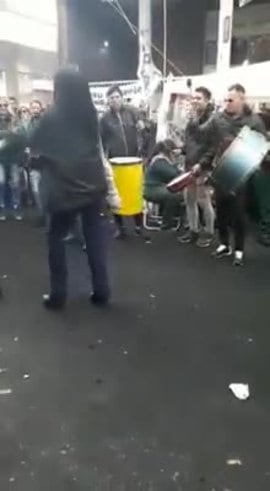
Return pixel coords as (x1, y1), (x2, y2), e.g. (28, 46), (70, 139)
(213, 129), (269, 179)
(213, 165), (259, 196)
(110, 156), (142, 165)
(167, 171), (192, 185)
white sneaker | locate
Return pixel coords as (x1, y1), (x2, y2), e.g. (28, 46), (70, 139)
(233, 250), (244, 267)
(14, 214), (23, 221)
(212, 244), (232, 259)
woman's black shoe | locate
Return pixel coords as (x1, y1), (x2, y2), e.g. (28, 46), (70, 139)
(42, 294), (65, 311)
(90, 293), (109, 307)
(161, 222), (175, 231)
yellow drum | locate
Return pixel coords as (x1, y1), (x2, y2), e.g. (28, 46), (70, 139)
(110, 157), (144, 216)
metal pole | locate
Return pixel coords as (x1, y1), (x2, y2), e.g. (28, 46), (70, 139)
(163, 0), (167, 78)
(216, 0), (234, 74)
(137, 0), (153, 92)
(138, 0), (152, 66)
(56, 0), (69, 66)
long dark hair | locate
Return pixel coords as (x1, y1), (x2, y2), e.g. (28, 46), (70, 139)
(149, 139), (177, 163)
(54, 68), (99, 141)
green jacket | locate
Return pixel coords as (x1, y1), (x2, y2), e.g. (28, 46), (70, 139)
(0, 116), (41, 167)
(144, 156), (179, 192)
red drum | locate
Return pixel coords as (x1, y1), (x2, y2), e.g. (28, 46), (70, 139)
(167, 171), (195, 193)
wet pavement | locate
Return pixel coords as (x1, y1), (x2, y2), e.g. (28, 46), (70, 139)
(1, 220), (270, 491)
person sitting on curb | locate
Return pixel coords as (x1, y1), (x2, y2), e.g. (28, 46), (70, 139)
(144, 139), (182, 230)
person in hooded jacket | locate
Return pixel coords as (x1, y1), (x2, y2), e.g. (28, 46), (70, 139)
(30, 68), (110, 310)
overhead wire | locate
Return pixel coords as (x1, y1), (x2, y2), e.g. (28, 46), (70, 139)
(103, 0), (184, 76)
(110, 0), (137, 35)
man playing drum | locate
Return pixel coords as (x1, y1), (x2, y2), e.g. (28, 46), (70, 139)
(192, 84), (266, 266)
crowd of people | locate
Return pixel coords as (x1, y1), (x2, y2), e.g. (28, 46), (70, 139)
(0, 96), (45, 223)
(99, 81), (270, 268)
(0, 68), (270, 304)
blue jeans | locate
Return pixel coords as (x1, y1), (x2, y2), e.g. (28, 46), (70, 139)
(48, 200), (110, 301)
(0, 163), (21, 211)
(29, 169), (43, 213)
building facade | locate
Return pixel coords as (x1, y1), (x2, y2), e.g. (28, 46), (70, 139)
(0, 0), (58, 100)
(203, 2), (270, 73)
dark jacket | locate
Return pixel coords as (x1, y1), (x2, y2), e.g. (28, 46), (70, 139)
(27, 116), (42, 137)
(18, 116), (43, 167)
(0, 112), (12, 132)
(0, 126), (26, 169)
(29, 69), (108, 213)
(139, 120), (157, 160)
(184, 104), (215, 170)
(100, 106), (138, 158)
(30, 110), (107, 213)
(198, 105), (267, 171)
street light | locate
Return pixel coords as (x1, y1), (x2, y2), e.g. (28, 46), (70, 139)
(100, 40), (110, 55)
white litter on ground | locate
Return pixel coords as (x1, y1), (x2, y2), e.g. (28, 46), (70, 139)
(227, 459), (242, 466)
(229, 383), (250, 400)
(172, 471), (180, 481)
(0, 388), (12, 395)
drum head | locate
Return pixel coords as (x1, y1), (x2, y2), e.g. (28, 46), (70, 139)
(213, 127), (269, 194)
(110, 157), (142, 166)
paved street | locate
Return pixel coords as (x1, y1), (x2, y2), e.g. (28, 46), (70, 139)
(1, 219), (270, 491)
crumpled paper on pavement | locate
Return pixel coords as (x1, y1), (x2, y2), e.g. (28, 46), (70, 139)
(229, 383), (250, 400)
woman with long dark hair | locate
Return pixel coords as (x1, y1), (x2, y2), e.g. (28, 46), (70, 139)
(30, 68), (110, 310)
